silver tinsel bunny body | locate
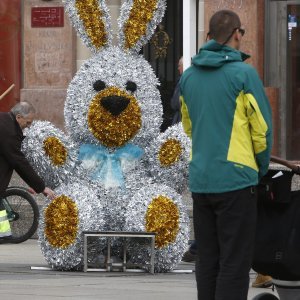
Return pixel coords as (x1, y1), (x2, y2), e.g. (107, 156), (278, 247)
(22, 0), (190, 272)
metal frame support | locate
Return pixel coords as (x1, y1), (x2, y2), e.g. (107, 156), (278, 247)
(83, 231), (156, 274)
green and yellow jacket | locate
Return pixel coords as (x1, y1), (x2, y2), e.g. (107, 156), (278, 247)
(180, 40), (273, 193)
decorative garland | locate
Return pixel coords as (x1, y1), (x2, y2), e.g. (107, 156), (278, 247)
(150, 24), (172, 59)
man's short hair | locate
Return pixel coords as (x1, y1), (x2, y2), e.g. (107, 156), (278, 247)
(11, 101), (36, 117)
(209, 10), (241, 44)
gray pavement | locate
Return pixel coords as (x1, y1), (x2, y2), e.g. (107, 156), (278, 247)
(0, 240), (278, 300)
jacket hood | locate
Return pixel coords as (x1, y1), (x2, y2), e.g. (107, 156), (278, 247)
(192, 39), (250, 68)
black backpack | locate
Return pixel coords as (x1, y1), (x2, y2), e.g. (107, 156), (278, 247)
(252, 169), (300, 280)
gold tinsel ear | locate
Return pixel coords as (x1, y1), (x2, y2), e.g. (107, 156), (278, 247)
(64, 0), (112, 53)
(75, 0), (109, 50)
(118, 0), (166, 52)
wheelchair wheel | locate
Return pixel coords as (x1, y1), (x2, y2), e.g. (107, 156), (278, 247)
(3, 187), (39, 243)
(252, 293), (279, 300)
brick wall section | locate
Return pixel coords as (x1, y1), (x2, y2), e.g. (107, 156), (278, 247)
(266, 87), (279, 156)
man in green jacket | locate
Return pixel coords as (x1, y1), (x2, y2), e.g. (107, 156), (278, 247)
(180, 10), (272, 300)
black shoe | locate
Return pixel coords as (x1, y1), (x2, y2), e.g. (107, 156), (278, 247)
(0, 236), (13, 244)
(181, 250), (197, 262)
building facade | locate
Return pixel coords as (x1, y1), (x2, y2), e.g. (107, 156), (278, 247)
(0, 0), (299, 159)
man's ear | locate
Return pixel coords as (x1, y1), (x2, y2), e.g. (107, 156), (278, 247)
(16, 114), (21, 120)
(233, 29), (239, 41)
(235, 29), (243, 42)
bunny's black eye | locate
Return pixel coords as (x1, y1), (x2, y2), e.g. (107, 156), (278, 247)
(126, 81), (137, 93)
(93, 80), (106, 92)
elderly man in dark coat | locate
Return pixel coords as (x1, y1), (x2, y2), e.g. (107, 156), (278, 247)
(0, 101), (55, 243)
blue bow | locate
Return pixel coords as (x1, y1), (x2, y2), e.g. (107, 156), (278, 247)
(78, 143), (144, 189)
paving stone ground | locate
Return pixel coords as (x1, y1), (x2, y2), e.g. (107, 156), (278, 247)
(3, 173), (285, 299)
(0, 240), (279, 300)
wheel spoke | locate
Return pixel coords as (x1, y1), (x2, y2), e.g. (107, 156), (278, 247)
(4, 188), (39, 243)
(8, 195), (34, 237)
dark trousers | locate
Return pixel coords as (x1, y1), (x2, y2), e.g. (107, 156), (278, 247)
(189, 240), (197, 254)
(0, 198), (5, 210)
(192, 187), (257, 300)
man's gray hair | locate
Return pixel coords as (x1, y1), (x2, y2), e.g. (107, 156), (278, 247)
(11, 101), (36, 117)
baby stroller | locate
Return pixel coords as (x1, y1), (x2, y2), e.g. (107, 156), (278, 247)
(252, 156), (300, 300)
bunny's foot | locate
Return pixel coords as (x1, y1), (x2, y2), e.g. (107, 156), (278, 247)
(39, 181), (105, 270)
(124, 183), (189, 272)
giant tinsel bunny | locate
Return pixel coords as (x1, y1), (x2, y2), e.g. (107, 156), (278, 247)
(22, 0), (191, 272)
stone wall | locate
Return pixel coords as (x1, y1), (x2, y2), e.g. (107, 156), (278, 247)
(204, 0), (279, 155)
(21, 0), (76, 129)
(204, 0), (264, 78)
(197, 0), (205, 48)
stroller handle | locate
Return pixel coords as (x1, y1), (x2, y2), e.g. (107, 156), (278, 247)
(270, 155), (300, 175)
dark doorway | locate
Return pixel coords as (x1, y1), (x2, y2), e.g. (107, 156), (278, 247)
(287, 4), (300, 159)
(142, 0), (183, 132)
(0, 0), (21, 111)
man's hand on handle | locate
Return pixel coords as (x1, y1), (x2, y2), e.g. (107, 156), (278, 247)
(28, 187), (56, 199)
(27, 187), (36, 195)
(42, 187), (56, 200)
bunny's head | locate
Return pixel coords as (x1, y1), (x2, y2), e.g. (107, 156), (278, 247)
(64, 0), (166, 150)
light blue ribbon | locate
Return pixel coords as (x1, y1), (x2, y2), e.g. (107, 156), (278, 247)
(78, 143), (144, 188)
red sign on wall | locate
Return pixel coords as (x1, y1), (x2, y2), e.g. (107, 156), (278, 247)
(31, 7), (64, 28)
